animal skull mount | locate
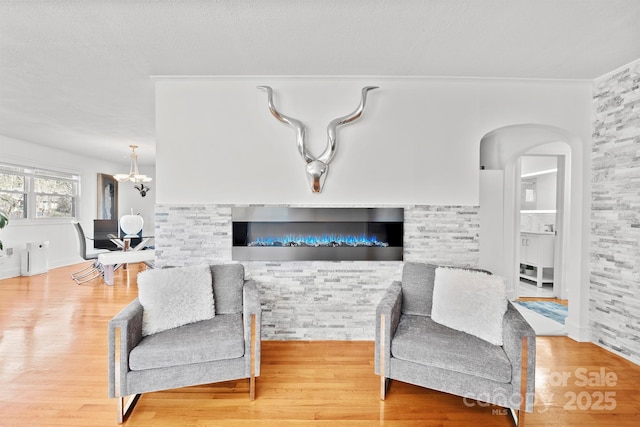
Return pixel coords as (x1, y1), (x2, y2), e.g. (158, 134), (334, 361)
(258, 85), (378, 193)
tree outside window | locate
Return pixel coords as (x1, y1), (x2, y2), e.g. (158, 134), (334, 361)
(0, 172), (26, 220)
(0, 164), (79, 221)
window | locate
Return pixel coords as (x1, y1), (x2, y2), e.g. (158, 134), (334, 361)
(0, 163), (79, 221)
(0, 168), (26, 220)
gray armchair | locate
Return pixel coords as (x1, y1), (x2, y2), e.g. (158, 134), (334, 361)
(375, 262), (535, 425)
(108, 264), (261, 423)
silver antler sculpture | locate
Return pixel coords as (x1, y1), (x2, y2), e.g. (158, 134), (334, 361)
(258, 85), (378, 193)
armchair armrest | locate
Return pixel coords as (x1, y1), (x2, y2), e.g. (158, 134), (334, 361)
(502, 302), (536, 412)
(243, 280), (261, 378)
(375, 281), (402, 377)
(243, 280), (261, 317)
(108, 298), (144, 398)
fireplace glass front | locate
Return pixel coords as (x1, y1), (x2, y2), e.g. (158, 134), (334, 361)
(232, 207), (403, 261)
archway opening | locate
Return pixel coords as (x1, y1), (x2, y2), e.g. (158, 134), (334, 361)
(479, 123), (589, 341)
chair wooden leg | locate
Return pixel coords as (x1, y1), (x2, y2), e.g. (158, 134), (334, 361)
(117, 394), (140, 424)
(249, 313), (256, 401)
(113, 325), (140, 423)
(508, 335), (529, 426)
(518, 336), (529, 426)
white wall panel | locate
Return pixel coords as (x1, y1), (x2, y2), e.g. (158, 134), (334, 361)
(155, 77), (592, 206)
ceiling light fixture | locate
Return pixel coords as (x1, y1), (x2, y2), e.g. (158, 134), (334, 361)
(521, 168), (558, 178)
(114, 145), (152, 183)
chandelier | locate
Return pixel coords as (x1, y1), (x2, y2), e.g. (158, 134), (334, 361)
(114, 145), (152, 183)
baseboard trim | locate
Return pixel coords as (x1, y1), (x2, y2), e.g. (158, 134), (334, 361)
(565, 320), (591, 342)
(0, 257), (84, 280)
(0, 266), (21, 280)
(593, 341), (640, 367)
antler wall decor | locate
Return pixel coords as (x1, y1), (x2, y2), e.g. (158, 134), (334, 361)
(257, 85), (378, 193)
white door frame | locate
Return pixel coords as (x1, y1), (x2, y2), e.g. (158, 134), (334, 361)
(513, 148), (571, 300)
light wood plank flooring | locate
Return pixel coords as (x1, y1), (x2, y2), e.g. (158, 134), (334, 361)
(517, 296), (568, 306)
(1, 263), (639, 426)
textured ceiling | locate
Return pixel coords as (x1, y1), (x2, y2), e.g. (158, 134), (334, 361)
(1, 0), (639, 165)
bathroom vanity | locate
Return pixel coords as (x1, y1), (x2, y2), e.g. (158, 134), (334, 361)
(520, 231), (555, 287)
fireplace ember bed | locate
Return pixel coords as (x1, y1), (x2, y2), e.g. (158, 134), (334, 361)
(232, 207), (403, 261)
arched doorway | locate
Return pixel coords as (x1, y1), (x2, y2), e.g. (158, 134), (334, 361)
(518, 152), (564, 299)
(479, 124), (590, 342)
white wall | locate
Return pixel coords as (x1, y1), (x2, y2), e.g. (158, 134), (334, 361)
(521, 155), (558, 176)
(479, 170), (504, 275)
(521, 155), (557, 210)
(154, 76), (594, 340)
(155, 77), (592, 206)
(535, 172), (557, 210)
(0, 135), (155, 279)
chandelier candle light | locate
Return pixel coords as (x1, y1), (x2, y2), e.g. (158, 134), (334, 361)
(114, 145), (152, 184)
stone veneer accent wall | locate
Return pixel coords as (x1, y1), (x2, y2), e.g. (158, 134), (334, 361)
(155, 204), (479, 340)
(591, 61), (640, 364)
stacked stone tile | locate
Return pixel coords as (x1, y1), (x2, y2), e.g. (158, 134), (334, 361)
(591, 60), (640, 364)
(154, 204), (479, 340)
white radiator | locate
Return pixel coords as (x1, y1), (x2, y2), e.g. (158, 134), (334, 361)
(21, 241), (50, 276)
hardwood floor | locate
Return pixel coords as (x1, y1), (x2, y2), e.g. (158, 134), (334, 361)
(1, 263), (639, 426)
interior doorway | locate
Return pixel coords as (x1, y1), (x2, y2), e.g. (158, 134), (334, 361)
(517, 155), (559, 299)
(479, 123), (591, 342)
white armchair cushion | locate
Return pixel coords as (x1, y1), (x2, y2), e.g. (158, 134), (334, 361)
(431, 267), (507, 346)
(138, 264), (214, 336)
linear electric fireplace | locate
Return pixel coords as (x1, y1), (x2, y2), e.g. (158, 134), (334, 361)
(232, 207), (404, 261)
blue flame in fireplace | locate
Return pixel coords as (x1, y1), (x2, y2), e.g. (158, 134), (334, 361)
(248, 234), (389, 248)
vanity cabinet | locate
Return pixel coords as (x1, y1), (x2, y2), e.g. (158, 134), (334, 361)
(520, 232), (554, 287)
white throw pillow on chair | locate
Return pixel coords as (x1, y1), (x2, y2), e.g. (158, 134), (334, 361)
(431, 267), (507, 346)
(137, 264), (214, 336)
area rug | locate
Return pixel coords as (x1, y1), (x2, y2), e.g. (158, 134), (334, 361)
(514, 301), (568, 325)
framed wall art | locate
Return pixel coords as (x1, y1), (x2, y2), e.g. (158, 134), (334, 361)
(97, 173), (118, 220)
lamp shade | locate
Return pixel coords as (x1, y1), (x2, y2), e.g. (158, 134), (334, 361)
(120, 214), (144, 237)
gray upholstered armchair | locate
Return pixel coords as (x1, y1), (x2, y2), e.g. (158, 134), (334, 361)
(108, 264), (261, 423)
(375, 262), (535, 425)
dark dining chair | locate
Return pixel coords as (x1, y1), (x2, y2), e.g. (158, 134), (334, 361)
(70, 221), (111, 284)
